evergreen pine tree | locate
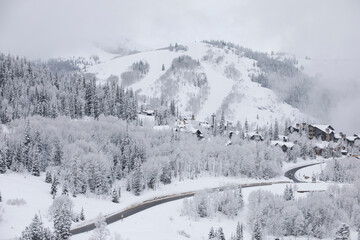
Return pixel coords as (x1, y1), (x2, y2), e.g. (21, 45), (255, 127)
(62, 181), (69, 196)
(334, 223), (350, 240)
(0, 191), (2, 202)
(284, 185), (290, 200)
(51, 176), (58, 198)
(53, 206), (72, 240)
(53, 139), (62, 166)
(23, 120), (32, 171)
(45, 171), (52, 183)
(112, 189), (119, 203)
(334, 159), (342, 182)
(80, 207), (85, 221)
(170, 100), (176, 116)
(162, 64), (165, 71)
(284, 120), (289, 136)
(268, 124), (273, 140)
(132, 158), (144, 196)
(31, 145), (40, 177)
(236, 222), (243, 240)
(0, 150), (6, 173)
(217, 227), (226, 240)
(274, 119), (279, 140)
(20, 214), (54, 240)
(209, 227), (215, 239)
(219, 111), (226, 135)
(253, 218), (262, 240)
(245, 119), (249, 133)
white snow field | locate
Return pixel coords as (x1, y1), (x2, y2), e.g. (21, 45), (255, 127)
(70, 158), (354, 240)
(71, 183), (333, 240)
(0, 170), (285, 239)
(0, 158), (339, 240)
(84, 42), (308, 126)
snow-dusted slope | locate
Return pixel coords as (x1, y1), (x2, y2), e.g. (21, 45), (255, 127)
(84, 42), (309, 126)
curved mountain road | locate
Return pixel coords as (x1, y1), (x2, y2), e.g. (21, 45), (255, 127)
(70, 162), (321, 235)
(284, 162), (321, 183)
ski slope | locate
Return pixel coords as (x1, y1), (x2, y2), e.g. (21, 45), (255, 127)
(84, 42), (309, 127)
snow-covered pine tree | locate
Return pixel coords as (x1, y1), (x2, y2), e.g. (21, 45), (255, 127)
(209, 227), (215, 239)
(0, 150), (6, 173)
(217, 227), (226, 240)
(237, 187), (244, 209)
(170, 100), (176, 116)
(62, 181), (69, 195)
(219, 111), (226, 135)
(284, 185), (290, 201)
(53, 205), (72, 240)
(274, 119), (279, 140)
(236, 222), (243, 240)
(284, 120), (289, 136)
(80, 207), (85, 221)
(334, 223), (350, 240)
(22, 120), (32, 171)
(45, 171), (52, 183)
(132, 157), (144, 196)
(51, 176), (59, 198)
(112, 189), (119, 203)
(334, 159), (343, 182)
(245, 119), (249, 133)
(31, 144), (40, 177)
(20, 214), (54, 240)
(53, 138), (62, 166)
(253, 218), (262, 240)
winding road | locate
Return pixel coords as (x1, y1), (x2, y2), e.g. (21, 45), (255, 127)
(70, 162), (321, 235)
(284, 162), (321, 183)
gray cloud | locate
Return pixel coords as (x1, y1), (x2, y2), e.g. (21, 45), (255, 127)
(1, 0), (359, 58)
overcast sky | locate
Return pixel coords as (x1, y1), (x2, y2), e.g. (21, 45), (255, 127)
(0, 0), (359, 133)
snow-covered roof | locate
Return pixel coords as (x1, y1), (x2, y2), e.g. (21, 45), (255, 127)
(334, 133), (342, 139)
(278, 135), (289, 141)
(153, 125), (171, 131)
(311, 124), (334, 133)
(271, 141), (294, 148)
(290, 125), (300, 129)
(346, 136), (359, 142)
(143, 110), (155, 114)
(248, 132), (263, 137)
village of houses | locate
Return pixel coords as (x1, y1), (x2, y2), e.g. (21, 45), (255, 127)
(140, 109), (360, 160)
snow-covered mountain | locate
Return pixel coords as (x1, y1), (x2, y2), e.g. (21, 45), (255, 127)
(78, 41), (312, 127)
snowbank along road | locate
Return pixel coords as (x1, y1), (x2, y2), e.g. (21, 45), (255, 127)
(70, 162), (319, 235)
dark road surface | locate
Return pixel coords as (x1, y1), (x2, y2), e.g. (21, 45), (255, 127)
(71, 162), (320, 235)
(284, 162), (321, 183)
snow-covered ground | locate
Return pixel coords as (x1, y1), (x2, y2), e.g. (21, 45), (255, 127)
(71, 158), (353, 240)
(0, 171), (284, 239)
(71, 182), (334, 240)
(0, 158), (347, 240)
(83, 42), (308, 126)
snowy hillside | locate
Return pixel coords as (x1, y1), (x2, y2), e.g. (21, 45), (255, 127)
(80, 41), (310, 127)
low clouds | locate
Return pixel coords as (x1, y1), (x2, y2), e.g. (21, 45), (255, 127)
(1, 0), (359, 59)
